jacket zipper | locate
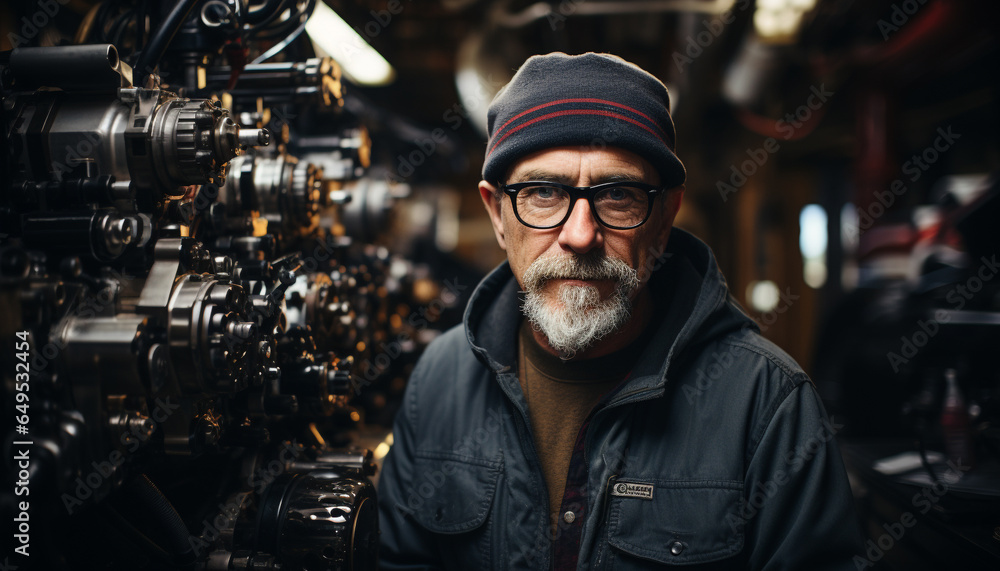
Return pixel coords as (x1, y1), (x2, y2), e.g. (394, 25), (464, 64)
(495, 370), (552, 570)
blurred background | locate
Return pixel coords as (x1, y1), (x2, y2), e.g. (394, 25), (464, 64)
(2, 0), (999, 569)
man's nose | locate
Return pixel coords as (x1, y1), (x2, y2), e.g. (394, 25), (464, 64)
(557, 198), (603, 253)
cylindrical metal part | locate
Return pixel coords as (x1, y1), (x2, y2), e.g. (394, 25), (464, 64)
(9, 44), (125, 90)
(255, 473), (378, 570)
(239, 128), (270, 147)
(206, 58), (343, 108)
(21, 209), (137, 261)
(60, 315), (149, 394)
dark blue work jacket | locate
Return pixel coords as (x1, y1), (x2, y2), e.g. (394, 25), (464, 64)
(378, 229), (861, 570)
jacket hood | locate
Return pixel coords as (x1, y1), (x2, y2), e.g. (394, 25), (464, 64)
(464, 228), (757, 399)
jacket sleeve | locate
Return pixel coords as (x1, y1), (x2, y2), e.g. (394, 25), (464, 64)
(743, 377), (864, 571)
(377, 358), (444, 570)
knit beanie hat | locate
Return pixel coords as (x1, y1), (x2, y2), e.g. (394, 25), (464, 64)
(483, 52), (686, 188)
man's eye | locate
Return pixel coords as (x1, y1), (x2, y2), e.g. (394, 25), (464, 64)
(607, 188), (628, 201)
(598, 186), (641, 204)
(524, 186), (562, 201)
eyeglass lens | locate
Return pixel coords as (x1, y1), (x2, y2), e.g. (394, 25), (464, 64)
(514, 184), (649, 228)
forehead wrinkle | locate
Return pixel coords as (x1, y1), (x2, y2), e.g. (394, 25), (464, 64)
(590, 172), (646, 184)
(508, 169), (647, 186)
(508, 168), (577, 185)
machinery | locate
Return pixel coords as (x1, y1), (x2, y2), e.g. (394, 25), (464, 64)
(0, 2), (445, 569)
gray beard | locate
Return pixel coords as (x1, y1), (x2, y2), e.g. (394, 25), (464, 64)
(520, 252), (640, 360)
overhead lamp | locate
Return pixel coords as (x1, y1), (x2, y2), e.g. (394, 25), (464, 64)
(306, 2), (396, 86)
(753, 0), (817, 43)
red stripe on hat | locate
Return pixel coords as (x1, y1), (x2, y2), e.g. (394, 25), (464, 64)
(491, 98), (666, 146)
(488, 109), (666, 156)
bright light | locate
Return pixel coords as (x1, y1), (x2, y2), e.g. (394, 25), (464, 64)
(799, 204), (827, 258)
(754, 0), (815, 42)
(754, 9), (804, 40)
(790, 0), (818, 9)
(306, 2), (395, 86)
(799, 204), (827, 288)
(841, 203), (859, 250)
(747, 280), (780, 313)
(804, 259), (827, 289)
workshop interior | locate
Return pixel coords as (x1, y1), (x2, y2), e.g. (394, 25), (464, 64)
(0, 0), (998, 569)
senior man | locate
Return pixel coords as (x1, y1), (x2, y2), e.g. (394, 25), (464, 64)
(378, 52), (861, 570)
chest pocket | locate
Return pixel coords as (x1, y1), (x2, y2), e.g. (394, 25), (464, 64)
(409, 450), (503, 565)
(604, 479), (745, 568)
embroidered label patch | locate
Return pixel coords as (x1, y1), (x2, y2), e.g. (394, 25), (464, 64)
(611, 482), (654, 500)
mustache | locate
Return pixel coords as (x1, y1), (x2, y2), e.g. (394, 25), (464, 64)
(521, 252), (639, 293)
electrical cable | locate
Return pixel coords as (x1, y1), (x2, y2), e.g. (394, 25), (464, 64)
(248, 0), (311, 40)
(244, 0), (286, 25)
(123, 474), (198, 566)
(250, 0), (315, 64)
(135, 0), (145, 56)
(244, 0), (294, 33)
(134, 0), (199, 87)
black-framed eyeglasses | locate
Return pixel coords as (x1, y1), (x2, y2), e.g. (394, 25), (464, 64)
(501, 181), (663, 230)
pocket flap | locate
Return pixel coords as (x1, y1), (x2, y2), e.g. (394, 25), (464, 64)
(409, 451), (502, 534)
(608, 479), (744, 565)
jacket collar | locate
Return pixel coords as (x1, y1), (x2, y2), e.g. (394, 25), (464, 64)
(464, 228), (756, 402)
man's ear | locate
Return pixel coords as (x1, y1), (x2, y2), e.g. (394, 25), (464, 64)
(479, 180), (507, 251)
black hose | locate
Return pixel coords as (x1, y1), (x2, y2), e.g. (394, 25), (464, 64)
(250, 0), (315, 42)
(133, 0), (198, 87)
(123, 473), (197, 566)
(243, 0), (287, 25)
(135, 0), (146, 55)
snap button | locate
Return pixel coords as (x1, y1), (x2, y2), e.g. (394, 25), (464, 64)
(669, 541), (684, 556)
(562, 510), (576, 524)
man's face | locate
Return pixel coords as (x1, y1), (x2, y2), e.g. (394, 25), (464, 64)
(479, 146), (683, 355)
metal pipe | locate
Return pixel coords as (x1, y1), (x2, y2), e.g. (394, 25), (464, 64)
(9, 44), (124, 91)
